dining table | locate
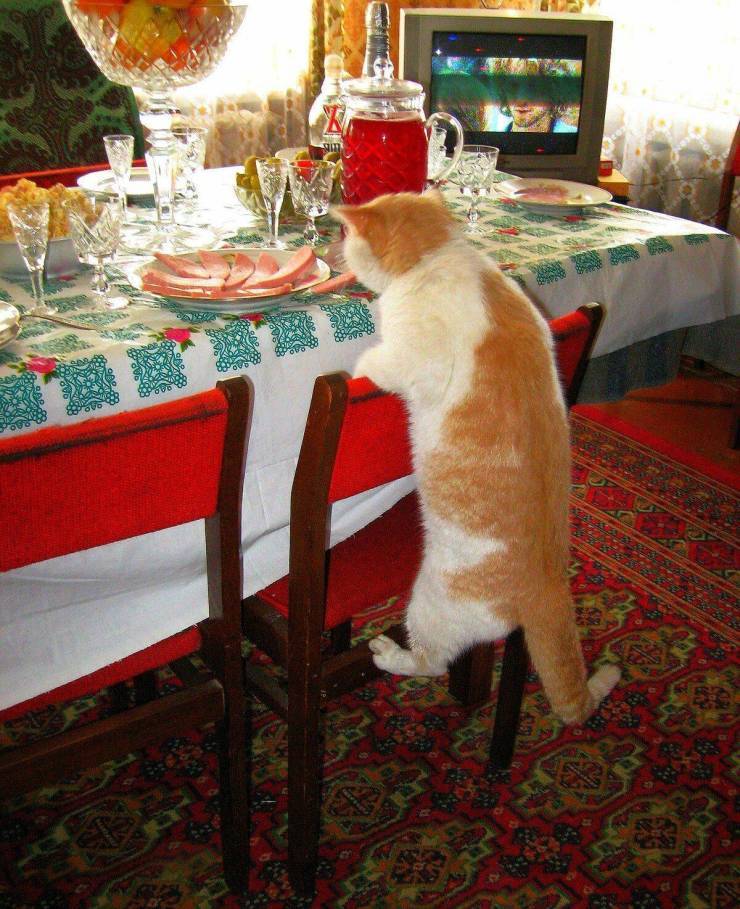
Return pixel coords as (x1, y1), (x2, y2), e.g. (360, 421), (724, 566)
(1, 165), (738, 711)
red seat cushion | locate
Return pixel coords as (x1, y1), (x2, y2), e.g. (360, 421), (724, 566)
(258, 492), (423, 629)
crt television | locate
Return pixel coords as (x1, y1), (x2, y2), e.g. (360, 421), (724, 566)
(400, 9), (612, 185)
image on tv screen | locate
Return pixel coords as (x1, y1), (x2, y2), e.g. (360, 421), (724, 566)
(430, 32), (587, 155)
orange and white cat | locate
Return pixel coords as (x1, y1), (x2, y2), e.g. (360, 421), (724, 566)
(334, 190), (619, 725)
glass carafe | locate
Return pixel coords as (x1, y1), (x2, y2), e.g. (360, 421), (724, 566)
(341, 59), (464, 206)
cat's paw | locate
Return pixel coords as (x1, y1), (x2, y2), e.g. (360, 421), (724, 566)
(369, 634), (416, 675)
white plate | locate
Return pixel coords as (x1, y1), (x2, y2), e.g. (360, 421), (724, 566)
(126, 247), (331, 314)
(0, 301), (21, 350)
(78, 167), (153, 199)
(499, 177), (612, 214)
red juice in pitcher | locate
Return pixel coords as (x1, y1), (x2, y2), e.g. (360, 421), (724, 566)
(341, 113), (428, 205)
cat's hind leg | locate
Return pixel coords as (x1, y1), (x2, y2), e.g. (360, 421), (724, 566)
(370, 563), (510, 678)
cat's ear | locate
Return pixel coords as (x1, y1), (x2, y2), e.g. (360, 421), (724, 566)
(331, 204), (375, 234)
(422, 185), (446, 206)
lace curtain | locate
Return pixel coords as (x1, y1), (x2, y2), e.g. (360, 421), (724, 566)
(172, 0), (312, 166)
(597, 0), (738, 228)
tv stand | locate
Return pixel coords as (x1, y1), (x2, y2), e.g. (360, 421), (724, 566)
(598, 169), (630, 204)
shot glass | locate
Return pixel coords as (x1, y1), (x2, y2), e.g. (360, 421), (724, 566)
(256, 157), (289, 248)
(103, 133), (135, 221)
(287, 160), (335, 246)
(7, 201), (57, 315)
(65, 192), (128, 310)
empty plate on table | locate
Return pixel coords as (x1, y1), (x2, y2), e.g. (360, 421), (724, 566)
(77, 166), (153, 199)
(0, 301), (21, 349)
(499, 177), (612, 214)
(125, 247), (331, 314)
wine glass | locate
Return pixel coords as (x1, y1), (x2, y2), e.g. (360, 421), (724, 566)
(103, 133), (134, 221)
(256, 158), (289, 249)
(172, 126), (208, 211)
(64, 191), (128, 310)
(62, 1), (247, 253)
(7, 201), (58, 316)
(287, 160), (335, 246)
(452, 144), (500, 234)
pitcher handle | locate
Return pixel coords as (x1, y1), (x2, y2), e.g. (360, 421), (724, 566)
(425, 112), (464, 184)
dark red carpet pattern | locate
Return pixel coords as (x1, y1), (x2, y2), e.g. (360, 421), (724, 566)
(1, 409), (738, 908)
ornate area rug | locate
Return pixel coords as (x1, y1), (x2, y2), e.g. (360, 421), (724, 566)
(1, 407), (738, 908)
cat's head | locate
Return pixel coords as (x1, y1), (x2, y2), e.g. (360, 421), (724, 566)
(332, 189), (458, 293)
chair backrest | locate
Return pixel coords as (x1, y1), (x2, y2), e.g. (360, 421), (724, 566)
(716, 120), (740, 231)
(0, 0), (145, 174)
(549, 302), (604, 407)
(0, 379), (250, 573)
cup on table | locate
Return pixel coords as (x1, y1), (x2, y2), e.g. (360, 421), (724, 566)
(287, 160), (335, 246)
(453, 144), (500, 235)
(172, 126), (207, 210)
(64, 191), (128, 310)
(103, 133), (135, 221)
(256, 157), (289, 248)
(7, 200), (57, 315)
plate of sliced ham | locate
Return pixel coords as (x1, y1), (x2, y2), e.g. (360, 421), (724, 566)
(127, 247), (332, 312)
(498, 178), (612, 214)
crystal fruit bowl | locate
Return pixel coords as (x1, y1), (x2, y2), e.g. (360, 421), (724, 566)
(62, 0), (247, 93)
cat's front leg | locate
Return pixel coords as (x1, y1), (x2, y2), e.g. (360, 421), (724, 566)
(354, 346), (397, 391)
(369, 635), (448, 677)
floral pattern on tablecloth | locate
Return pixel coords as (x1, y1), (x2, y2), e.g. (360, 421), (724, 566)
(0, 179), (735, 437)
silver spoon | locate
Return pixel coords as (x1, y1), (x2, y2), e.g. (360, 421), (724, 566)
(21, 311), (97, 331)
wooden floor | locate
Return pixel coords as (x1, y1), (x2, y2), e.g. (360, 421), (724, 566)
(594, 359), (739, 472)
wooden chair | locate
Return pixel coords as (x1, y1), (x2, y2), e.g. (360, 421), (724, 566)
(242, 303), (604, 895)
(716, 120), (740, 232)
(0, 378), (251, 894)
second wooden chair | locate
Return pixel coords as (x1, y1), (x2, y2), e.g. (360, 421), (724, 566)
(242, 303), (604, 894)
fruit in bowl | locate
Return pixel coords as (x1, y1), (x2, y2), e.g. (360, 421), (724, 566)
(234, 150), (342, 221)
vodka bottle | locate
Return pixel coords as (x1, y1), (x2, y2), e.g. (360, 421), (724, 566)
(307, 53), (345, 160)
(361, 2), (391, 78)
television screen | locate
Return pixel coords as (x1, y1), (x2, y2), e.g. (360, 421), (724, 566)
(430, 31), (587, 156)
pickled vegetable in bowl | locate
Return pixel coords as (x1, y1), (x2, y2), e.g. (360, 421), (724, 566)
(235, 151), (341, 221)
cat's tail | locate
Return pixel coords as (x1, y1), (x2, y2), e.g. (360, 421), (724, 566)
(521, 594), (621, 726)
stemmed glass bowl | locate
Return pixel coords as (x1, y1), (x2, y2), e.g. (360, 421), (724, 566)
(62, 1), (247, 251)
(64, 191), (128, 310)
(451, 144), (500, 235)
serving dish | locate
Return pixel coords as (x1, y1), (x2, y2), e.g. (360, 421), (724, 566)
(0, 237), (81, 279)
(77, 166), (154, 199)
(0, 301), (21, 349)
(498, 177), (612, 214)
(125, 247), (330, 314)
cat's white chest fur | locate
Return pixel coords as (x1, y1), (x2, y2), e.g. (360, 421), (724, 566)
(353, 237), (490, 452)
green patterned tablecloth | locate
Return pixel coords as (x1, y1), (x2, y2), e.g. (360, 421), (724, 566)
(1, 170), (737, 438)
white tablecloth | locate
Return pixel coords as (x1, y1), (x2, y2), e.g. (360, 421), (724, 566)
(1, 168), (737, 710)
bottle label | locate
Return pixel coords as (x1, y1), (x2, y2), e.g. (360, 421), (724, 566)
(322, 103), (343, 153)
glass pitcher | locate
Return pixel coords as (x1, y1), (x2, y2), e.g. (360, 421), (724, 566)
(341, 58), (464, 205)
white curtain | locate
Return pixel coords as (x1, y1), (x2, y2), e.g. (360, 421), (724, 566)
(598, 0), (738, 229)
(174, 0), (313, 166)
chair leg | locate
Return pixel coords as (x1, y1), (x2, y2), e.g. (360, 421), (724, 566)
(448, 643), (496, 706)
(330, 620), (352, 655)
(134, 670), (157, 704)
(215, 640), (251, 894)
(287, 640), (323, 896)
(489, 627), (527, 770)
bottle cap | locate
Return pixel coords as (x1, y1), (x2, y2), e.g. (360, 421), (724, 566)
(365, 2), (389, 31)
(324, 53), (343, 81)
